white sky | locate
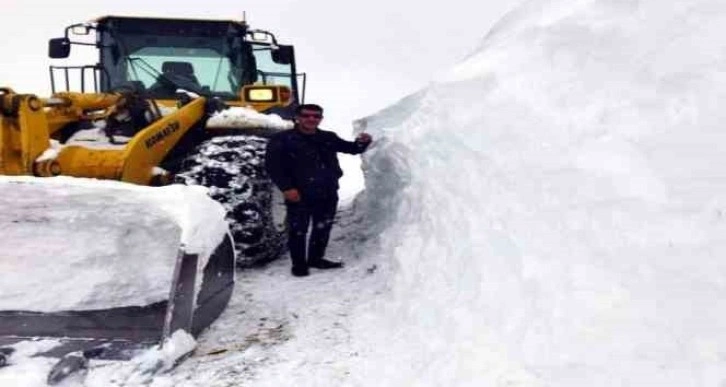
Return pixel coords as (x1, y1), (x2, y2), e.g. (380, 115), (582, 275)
(0, 0), (520, 131)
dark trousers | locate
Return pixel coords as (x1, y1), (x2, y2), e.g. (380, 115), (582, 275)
(286, 196), (338, 269)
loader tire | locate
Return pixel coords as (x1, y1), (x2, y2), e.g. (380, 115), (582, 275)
(175, 135), (287, 267)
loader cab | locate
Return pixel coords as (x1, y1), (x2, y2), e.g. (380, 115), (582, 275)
(48, 16), (304, 118)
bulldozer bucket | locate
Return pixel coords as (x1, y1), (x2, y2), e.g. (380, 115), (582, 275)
(0, 236), (234, 360)
(0, 177), (235, 363)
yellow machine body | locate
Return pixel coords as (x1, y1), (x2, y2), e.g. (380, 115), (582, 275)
(0, 83), (291, 185)
(1, 88), (204, 185)
(0, 15), (299, 372)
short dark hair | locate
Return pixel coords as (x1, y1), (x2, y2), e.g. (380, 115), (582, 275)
(295, 104), (323, 115)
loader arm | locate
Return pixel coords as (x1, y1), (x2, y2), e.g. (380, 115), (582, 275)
(120, 97), (206, 184)
(2, 89), (124, 175)
(42, 96), (208, 184)
(0, 88), (53, 175)
(2, 87), (209, 185)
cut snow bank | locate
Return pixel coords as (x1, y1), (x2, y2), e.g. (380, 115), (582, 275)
(351, 0), (726, 385)
(0, 176), (228, 312)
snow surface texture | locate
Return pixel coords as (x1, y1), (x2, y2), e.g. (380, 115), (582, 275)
(0, 331), (196, 386)
(0, 205), (382, 387)
(206, 106), (294, 130)
(347, 0), (726, 385)
(0, 176), (228, 312)
(119, 330), (198, 379)
(0, 340), (59, 386)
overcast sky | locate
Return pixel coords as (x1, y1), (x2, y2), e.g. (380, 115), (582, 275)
(1, 0), (520, 129)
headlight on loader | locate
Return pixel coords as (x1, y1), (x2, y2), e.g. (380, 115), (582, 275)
(240, 85), (293, 109)
(246, 88), (276, 102)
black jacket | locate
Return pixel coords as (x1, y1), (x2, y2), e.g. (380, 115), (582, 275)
(265, 127), (369, 200)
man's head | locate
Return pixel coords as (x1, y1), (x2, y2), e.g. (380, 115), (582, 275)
(295, 104), (324, 134)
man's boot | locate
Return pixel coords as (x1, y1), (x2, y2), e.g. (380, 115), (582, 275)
(308, 258), (343, 269)
(291, 265), (310, 277)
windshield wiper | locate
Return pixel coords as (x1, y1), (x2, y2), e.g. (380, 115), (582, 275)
(126, 56), (164, 82)
(127, 56), (206, 95)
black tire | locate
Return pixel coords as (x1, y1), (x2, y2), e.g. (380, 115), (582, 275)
(175, 135), (287, 267)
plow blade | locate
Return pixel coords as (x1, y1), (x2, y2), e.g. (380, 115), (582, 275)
(0, 235), (233, 360)
(0, 176), (235, 361)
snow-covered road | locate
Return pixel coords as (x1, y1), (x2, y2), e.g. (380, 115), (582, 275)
(0, 195), (385, 387)
(134, 203), (385, 387)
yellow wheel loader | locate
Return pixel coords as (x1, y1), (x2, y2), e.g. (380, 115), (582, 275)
(0, 15), (301, 375)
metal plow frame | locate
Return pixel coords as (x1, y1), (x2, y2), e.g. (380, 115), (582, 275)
(0, 234), (235, 361)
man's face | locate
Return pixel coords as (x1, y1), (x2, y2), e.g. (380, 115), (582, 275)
(296, 109), (323, 133)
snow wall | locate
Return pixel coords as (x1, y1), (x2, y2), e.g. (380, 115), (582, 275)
(351, 0), (726, 385)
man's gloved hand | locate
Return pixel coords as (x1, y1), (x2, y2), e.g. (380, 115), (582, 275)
(356, 132), (372, 144)
(283, 188), (301, 203)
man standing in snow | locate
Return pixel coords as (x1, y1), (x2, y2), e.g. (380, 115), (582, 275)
(265, 104), (372, 277)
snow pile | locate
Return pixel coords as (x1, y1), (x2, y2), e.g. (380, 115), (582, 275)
(0, 332), (196, 387)
(206, 106), (294, 130)
(65, 127), (129, 149)
(0, 340), (59, 387)
(0, 176), (228, 312)
(89, 329), (198, 385)
(351, 0), (726, 385)
(81, 330), (197, 386)
(137, 330), (197, 373)
(35, 141), (60, 163)
(34, 128), (126, 163)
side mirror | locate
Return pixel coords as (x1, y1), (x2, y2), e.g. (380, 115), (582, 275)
(272, 45), (294, 65)
(48, 38), (71, 59)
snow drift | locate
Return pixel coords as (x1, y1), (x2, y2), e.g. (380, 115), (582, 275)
(0, 176), (228, 312)
(351, 0), (726, 385)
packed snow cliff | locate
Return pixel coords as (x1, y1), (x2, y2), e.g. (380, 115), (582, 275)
(348, 0), (726, 385)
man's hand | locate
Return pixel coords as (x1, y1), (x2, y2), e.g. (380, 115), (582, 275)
(356, 132), (372, 144)
(283, 188), (301, 202)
